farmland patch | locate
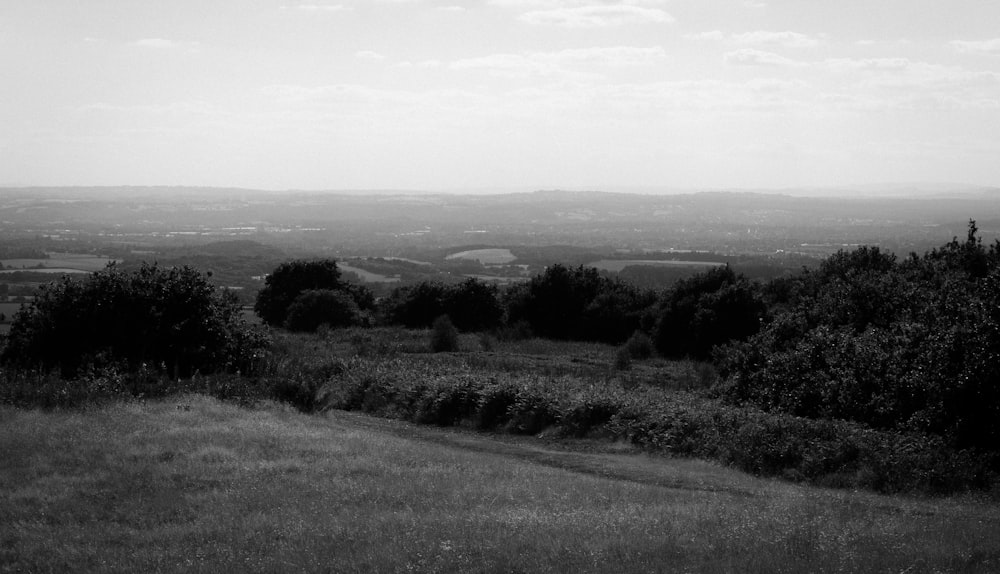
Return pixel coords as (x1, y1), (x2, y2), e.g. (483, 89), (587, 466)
(446, 248), (516, 265)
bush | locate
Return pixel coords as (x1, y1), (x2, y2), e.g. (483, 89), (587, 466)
(430, 315), (459, 353)
(614, 347), (632, 371)
(624, 330), (654, 359)
(314, 355), (996, 494)
(1, 263), (268, 378)
(718, 221), (1000, 451)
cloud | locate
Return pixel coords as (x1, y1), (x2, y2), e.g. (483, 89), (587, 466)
(133, 38), (178, 49)
(517, 4), (674, 27)
(449, 46), (667, 79)
(132, 38), (202, 53)
(282, 3), (349, 13)
(356, 50), (386, 61)
(685, 30), (725, 41)
(688, 30), (821, 48)
(724, 49), (803, 67)
(730, 30), (821, 48)
(951, 39), (1000, 55)
(824, 57), (912, 72)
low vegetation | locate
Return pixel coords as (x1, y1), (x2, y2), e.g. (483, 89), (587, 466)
(3, 396), (999, 573)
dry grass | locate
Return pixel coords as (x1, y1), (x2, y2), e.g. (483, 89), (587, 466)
(2, 396), (999, 573)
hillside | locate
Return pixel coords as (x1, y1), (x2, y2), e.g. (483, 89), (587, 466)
(2, 395), (998, 573)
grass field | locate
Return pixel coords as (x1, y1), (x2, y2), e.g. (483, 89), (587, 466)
(2, 395), (998, 573)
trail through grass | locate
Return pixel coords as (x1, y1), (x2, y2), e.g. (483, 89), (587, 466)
(2, 396), (999, 573)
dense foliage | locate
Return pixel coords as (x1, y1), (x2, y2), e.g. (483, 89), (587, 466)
(506, 264), (656, 344)
(1, 263), (267, 377)
(654, 265), (767, 360)
(381, 278), (503, 332)
(254, 259), (373, 330)
(284, 289), (362, 332)
(719, 221), (1000, 451)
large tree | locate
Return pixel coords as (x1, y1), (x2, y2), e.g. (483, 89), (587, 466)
(254, 259), (372, 330)
(255, 259), (341, 327)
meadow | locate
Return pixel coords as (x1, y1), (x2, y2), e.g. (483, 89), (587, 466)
(3, 394), (999, 573)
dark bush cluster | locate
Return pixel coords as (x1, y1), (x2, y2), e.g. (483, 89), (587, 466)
(654, 265), (767, 360)
(718, 221), (1000, 451)
(1, 263), (267, 378)
(381, 278), (503, 332)
(506, 264), (657, 344)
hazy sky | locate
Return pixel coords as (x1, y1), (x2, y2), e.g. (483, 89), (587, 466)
(2, 0), (999, 191)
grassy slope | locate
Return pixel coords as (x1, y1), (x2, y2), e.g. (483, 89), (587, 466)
(2, 395), (999, 573)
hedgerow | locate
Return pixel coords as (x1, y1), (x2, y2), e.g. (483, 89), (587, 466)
(315, 356), (995, 495)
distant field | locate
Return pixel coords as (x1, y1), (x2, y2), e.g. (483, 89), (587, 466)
(338, 263), (401, 283)
(0, 268), (90, 274)
(1, 396), (997, 573)
(0, 302), (22, 318)
(1, 253), (118, 272)
(589, 259), (725, 272)
(446, 248), (516, 265)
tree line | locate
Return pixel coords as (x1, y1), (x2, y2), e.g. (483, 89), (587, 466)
(2, 221), (998, 454)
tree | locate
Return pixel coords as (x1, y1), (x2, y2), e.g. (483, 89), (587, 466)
(508, 264), (655, 344)
(443, 279), (503, 332)
(1, 263), (268, 377)
(380, 278), (503, 332)
(284, 289), (360, 332)
(254, 259), (372, 328)
(655, 265), (766, 360)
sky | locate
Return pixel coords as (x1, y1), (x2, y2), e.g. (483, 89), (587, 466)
(2, 0), (1000, 192)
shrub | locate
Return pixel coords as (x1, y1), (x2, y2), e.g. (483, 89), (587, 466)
(718, 222), (1000, 451)
(313, 355), (996, 494)
(1, 263), (268, 378)
(624, 330), (654, 359)
(430, 315), (459, 353)
(614, 347), (632, 371)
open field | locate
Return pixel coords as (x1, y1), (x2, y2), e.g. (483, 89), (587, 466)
(446, 248), (517, 265)
(2, 395), (998, 573)
(338, 263), (401, 283)
(588, 259), (725, 272)
(0, 268), (90, 274)
(0, 253), (119, 272)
